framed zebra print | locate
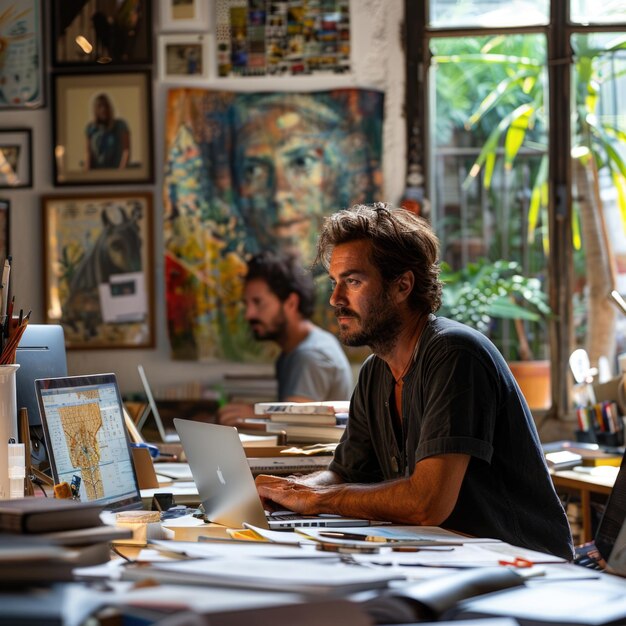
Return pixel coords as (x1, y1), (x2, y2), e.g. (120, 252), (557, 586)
(41, 192), (154, 349)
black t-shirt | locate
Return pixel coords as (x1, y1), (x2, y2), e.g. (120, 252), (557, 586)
(330, 316), (573, 560)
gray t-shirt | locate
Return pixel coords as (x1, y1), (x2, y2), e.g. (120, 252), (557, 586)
(330, 315), (573, 559)
(276, 326), (353, 401)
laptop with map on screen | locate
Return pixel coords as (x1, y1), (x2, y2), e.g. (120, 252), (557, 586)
(35, 374), (143, 512)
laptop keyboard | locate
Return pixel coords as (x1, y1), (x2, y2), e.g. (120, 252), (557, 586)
(267, 512), (303, 521)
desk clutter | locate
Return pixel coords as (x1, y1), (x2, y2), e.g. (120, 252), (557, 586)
(4, 355), (626, 623)
(5, 520), (626, 625)
(3, 436), (626, 623)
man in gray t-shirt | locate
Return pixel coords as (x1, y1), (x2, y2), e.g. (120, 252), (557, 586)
(218, 251), (353, 428)
(276, 325), (353, 401)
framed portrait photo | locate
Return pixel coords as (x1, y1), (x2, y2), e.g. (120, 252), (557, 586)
(158, 34), (210, 82)
(0, 0), (44, 108)
(42, 192), (154, 350)
(159, 0), (209, 32)
(51, 0), (152, 66)
(0, 129), (32, 188)
(52, 71), (154, 186)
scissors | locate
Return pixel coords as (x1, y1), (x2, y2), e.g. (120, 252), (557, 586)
(498, 556), (534, 568)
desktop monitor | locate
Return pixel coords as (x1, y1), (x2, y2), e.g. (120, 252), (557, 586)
(16, 324), (68, 426)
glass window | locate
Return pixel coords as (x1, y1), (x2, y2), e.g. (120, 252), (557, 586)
(415, 2), (626, 414)
(429, 0), (549, 28)
(570, 32), (626, 360)
(570, 1), (626, 25)
(431, 34), (549, 361)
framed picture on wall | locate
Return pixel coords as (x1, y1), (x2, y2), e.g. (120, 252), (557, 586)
(0, 129), (32, 188)
(42, 192), (154, 350)
(52, 71), (154, 186)
(159, 0), (210, 31)
(158, 34), (210, 82)
(0, 0), (44, 108)
(51, 0), (152, 66)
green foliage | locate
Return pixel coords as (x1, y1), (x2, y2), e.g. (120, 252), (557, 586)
(434, 32), (626, 248)
(439, 258), (552, 336)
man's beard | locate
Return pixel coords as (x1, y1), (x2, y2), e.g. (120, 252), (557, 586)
(248, 312), (288, 343)
(335, 290), (401, 356)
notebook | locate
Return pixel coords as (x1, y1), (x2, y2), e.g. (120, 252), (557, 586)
(174, 418), (370, 530)
(574, 449), (626, 571)
(35, 373), (143, 512)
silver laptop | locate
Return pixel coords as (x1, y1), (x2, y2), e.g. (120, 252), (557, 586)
(174, 418), (370, 530)
(136, 364), (180, 442)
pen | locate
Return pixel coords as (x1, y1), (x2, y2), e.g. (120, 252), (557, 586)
(315, 542), (380, 554)
(3, 295), (13, 338)
(319, 531), (382, 542)
(1, 257), (10, 317)
(315, 530), (463, 547)
(391, 545), (455, 552)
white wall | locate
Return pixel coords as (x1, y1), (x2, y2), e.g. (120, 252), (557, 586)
(2, 0), (406, 395)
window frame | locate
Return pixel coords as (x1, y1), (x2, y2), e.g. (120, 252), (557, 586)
(405, 1), (626, 419)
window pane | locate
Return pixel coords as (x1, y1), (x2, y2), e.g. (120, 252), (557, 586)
(430, 34), (550, 363)
(570, 33), (626, 363)
(570, 1), (626, 25)
(429, 0), (548, 28)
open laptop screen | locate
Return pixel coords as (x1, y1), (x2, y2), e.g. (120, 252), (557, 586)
(136, 364), (178, 442)
(36, 374), (142, 511)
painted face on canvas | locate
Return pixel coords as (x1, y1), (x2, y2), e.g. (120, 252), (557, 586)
(235, 102), (343, 264)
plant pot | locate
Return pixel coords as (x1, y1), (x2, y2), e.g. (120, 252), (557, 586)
(508, 359), (551, 410)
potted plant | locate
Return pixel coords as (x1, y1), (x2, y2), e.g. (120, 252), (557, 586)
(439, 258), (554, 409)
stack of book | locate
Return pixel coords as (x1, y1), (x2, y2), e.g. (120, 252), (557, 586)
(0, 497), (132, 585)
(257, 401), (349, 443)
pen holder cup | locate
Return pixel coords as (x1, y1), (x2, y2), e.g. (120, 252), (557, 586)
(0, 364), (19, 499)
(596, 431), (624, 447)
(575, 429), (596, 444)
(575, 429), (624, 447)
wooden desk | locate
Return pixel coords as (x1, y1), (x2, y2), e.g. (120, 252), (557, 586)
(551, 468), (617, 543)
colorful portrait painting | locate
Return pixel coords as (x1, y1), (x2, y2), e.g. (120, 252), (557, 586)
(164, 88), (384, 361)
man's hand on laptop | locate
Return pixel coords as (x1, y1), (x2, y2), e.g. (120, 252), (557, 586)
(256, 474), (321, 514)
